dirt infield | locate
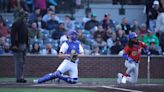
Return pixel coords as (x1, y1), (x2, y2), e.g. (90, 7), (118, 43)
(0, 80), (164, 92)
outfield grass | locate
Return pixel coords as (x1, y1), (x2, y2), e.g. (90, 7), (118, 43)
(0, 88), (95, 92)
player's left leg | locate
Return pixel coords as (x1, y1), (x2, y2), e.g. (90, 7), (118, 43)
(58, 61), (78, 84)
(34, 59), (69, 84)
(33, 71), (62, 83)
(122, 60), (136, 83)
(126, 63), (139, 83)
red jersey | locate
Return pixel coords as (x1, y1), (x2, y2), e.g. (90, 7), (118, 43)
(124, 41), (147, 62)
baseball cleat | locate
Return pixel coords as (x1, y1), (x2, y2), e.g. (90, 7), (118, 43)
(117, 73), (123, 84)
(122, 76), (127, 84)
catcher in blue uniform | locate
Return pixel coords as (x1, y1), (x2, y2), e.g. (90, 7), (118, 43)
(33, 31), (84, 84)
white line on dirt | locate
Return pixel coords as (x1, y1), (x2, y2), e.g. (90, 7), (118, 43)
(101, 86), (143, 92)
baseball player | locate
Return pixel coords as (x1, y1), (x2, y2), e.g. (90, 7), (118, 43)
(117, 32), (149, 84)
(33, 31), (84, 84)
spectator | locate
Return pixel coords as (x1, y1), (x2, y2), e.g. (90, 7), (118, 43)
(77, 28), (87, 45)
(51, 23), (66, 40)
(64, 15), (75, 31)
(47, 13), (59, 30)
(10, 0), (19, 12)
(0, 19), (10, 39)
(28, 22), (41, 39)
(104, 27), (113, 41)
(42, 8), (54, 22)
(101, 13), (115, 31)
(140, 23), (148, 35)
(36, 15), (47, 30)
(2, 43), (12, 54)
(48, 5), (61, 22)
(82, 10), (91, 25)
(25, 0), (33, 12)
(84, 13), (99, 31)
(34, 0), (47, 15)
(93, 25), (106, 40)
(156, 8), (164, 53)
(93, 34), (107, 54)
(120, 17), (131, 35)
(13, 7), (25, 20)
(28, 8), (41, 24)
(107, 32), (117, 50)
(148, 39), (161, 55)
(0, 19), (10, 45)
(19, 0), (29, 12)
(75, 0), (82, 8)
(131, 19), (141, 33)
(110, 38), (122, 54)
(143, 30), (159, 46)
(145, 0), (163, 29)
(40, 43), (57, 55)
(116, 29), (128, 48)
(147, 0), (162, 32)
(91, 45), (100, 56)
(137, 23), (148, 41)
(30, 42), (40, 54)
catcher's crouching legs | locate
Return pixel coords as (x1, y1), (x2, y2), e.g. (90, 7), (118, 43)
(34, 71), (62, 83)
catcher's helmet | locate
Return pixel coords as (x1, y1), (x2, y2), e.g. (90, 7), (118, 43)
(128, 32), (137, 39)
(67, 31), (77, 36)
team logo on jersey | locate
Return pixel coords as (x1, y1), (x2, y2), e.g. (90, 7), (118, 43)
(131, 49), (141, 56)
(71, 49), (76, 54)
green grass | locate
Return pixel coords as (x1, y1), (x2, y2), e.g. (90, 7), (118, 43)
(0, 77), (164, 84)
(0, 78), (163, 92)
(0, 88), (95, 92)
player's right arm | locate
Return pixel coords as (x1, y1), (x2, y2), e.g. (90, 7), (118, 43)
(58, 42), (69, 59)
(78, 44), (84, 56)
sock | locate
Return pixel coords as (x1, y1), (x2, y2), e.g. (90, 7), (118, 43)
(123, 73), (130, 77)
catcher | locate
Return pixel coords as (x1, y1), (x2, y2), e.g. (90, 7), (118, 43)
(33, 31), (84, 84)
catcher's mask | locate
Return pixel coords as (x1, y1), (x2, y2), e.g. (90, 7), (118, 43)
(67, 31), (78, 41)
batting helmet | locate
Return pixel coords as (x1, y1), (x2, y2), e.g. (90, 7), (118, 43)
(128, 32), (137, 39)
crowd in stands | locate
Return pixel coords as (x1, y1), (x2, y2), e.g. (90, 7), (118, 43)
(0, 0), (164, 55)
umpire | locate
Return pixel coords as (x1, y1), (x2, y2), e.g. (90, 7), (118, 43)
(11, 12), (29, 83)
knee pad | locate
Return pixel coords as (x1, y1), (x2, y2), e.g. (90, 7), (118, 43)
(53, 71), (62, 77)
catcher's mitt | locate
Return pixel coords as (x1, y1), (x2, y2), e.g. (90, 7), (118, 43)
(70, 50), (78, 62)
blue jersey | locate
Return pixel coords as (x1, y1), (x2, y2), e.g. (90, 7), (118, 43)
(65, 41), (80, 54)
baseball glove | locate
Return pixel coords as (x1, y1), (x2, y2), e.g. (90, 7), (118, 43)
(70, 50), (78, 62)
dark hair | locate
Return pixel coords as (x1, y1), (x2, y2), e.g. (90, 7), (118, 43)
(128, 39), (139, 48)
(31, 42), (40, 54)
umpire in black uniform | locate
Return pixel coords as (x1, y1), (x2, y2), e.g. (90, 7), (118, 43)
(11, 12), (29, 83)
